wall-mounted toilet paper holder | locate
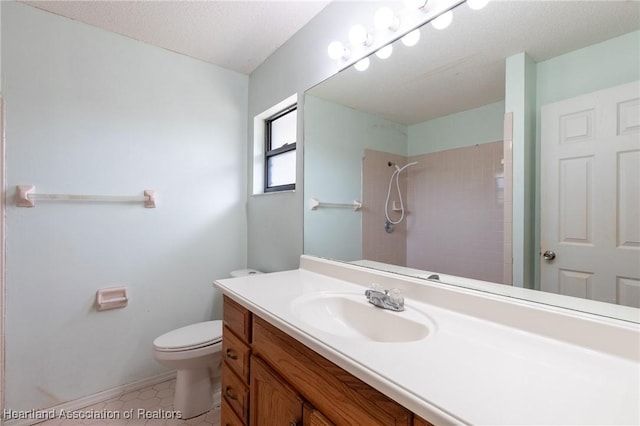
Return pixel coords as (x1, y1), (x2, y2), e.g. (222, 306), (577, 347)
(96, 287), (128, 311)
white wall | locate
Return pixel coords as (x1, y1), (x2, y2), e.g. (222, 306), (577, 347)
(2, 2), (247, 411)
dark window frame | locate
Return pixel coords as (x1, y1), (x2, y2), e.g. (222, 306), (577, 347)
(264, 104), (297, 193)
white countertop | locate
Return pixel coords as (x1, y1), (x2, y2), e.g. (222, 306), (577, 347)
(214, 256), (640, 425)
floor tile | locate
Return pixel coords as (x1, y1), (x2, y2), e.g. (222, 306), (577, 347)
(33, 380), (220, 426)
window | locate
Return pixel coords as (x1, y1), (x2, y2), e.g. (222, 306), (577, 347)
(264, 104), (297, 192)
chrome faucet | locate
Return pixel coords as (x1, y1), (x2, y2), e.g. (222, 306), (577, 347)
(365, 286), (404, 312)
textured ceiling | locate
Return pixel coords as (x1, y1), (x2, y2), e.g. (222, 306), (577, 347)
(24, 0), (331, 75)
(21, 0), (640, 121)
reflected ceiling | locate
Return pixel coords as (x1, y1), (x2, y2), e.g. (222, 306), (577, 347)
(308, 1), (640, 125)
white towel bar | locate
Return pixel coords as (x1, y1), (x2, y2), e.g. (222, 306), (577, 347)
(16, 185), (156, 208)
(309, 197), (362, 211)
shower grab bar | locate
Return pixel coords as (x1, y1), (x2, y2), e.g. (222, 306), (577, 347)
(16, 185), (156, 208)
(309, 197), (362, 211)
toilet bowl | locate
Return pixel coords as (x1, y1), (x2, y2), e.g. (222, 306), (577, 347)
(153, 320), (223, 419)
(153, 269), (262, 418)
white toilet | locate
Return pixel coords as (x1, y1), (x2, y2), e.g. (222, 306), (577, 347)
(152, 269), (261, 419)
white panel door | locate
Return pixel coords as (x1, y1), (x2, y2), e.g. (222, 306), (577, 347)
(541, 81), (640, 308)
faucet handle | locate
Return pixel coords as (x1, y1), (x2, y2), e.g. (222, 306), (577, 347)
(387, 288), (404, 307)
(365, 283), (384, 300)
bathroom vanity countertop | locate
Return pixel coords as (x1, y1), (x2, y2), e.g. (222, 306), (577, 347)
(214, 256), (640, 425)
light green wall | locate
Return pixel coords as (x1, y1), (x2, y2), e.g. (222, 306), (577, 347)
(2, 2), (248, 410)
(505, 52), (537, 289)
(532, 30), (640, 289)
(408, 101), (505, 156)
(536, 31), (640, 107)
(304, 94), (506, 263)
(304, 95), (407, 261)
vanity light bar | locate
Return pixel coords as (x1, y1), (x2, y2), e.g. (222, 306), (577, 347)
(327, 0), (487, 71)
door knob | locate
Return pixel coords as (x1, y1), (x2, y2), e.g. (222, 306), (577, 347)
(542, 250), (556, 261)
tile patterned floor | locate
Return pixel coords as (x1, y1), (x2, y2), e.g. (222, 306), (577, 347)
(37, 379), (220, 426)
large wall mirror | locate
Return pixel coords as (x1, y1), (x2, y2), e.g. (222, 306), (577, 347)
(303, 1), (640, 322)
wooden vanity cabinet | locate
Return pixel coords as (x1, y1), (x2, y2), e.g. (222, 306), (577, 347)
(221, 399), (245, 426)
(413, 417), (433, 426)
(250, 356), (304, 425)
(303, 404), (335, 426)
(221, 296), (434, 426)
(252, 316), (412, 426)
(222, 296), (252, 425)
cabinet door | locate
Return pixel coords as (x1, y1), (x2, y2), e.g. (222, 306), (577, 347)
(253, 316), (412, 425)
(303, 403), (335, 426)
(413, 416), (435, 426)
(250, 356), (303, 426)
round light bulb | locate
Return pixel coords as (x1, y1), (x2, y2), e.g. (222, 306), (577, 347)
(401, 29), (421, 47)
(354, 57), (370, 72)
(467, 0), (489, 10)
(375, 44), (393, 59)
(327, 41), (348, 60)
(432, 10), (453, 30)
(404, 0), (427, 9)
(374, 7), (399, 31)
(349, 25), (370, 46)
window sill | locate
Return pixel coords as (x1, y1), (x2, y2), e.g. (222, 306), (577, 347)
(251, 190), (297, 198)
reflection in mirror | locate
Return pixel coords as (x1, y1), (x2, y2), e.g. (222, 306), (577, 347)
(304, 1), (640, 321)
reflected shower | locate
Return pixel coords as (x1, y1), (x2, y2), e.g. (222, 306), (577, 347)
(385, 161), (418, 233)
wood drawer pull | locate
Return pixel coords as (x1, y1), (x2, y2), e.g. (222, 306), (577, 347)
(226, 349), (238, 360)
(225, 386), (238, 400)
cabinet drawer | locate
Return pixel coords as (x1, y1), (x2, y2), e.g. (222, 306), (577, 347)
(221, 398), (245, 426)
(252, 316), (411, 426)
(223, 296), (252, 342)
(222, 363), (250, 424)
(223, 325), (251, 382)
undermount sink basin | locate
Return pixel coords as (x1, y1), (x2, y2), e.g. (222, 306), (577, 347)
(291, 292), (433, 343)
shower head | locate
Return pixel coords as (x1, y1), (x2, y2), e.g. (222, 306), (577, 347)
(387, 160), (418, 171)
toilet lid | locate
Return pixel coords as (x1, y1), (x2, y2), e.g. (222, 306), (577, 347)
(154, 320), (223, 351)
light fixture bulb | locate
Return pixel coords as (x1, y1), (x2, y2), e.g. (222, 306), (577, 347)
(404, 0), (427, 9)
(467, 0), (489, 10)
(354, 57), (370, 72)
(374, 7), (400, 31)
(327, 41), (349, 60)
(432, 10), (453, 30)
(401, 29), (421, 47)
(375, 44), (393, 59)
(349, 25), (371, 46)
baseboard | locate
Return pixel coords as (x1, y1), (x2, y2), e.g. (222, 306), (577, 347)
(4, 371), (177, 426)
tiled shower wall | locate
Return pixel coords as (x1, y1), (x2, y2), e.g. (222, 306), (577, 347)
(362, 150), (408, 266)
(363, 142), (506, 284)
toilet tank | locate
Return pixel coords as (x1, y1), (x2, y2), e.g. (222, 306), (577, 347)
(230, 269), (262, 278)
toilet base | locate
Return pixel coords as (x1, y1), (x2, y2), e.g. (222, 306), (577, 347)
(174, 368), (213, 419)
